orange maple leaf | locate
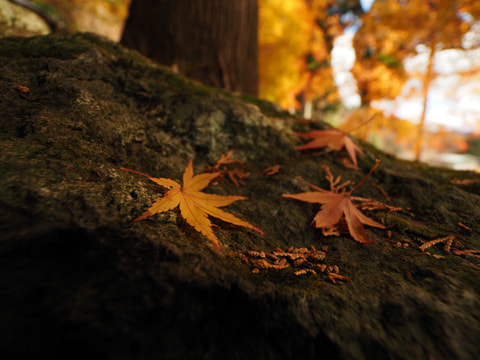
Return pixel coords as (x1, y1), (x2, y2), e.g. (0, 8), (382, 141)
(294, 129), (365, 167)
(282, 160), (385, 243)
(122, 159), (263, 252)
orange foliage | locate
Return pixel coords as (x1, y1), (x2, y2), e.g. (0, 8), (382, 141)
(258, 0), (341, 109)
(352, 0), (480, 159)
(341, 108), (470, 155)
(259, 0), (313, 108)
(353, 0), (480, 105)
(340, 108), (417, 147)
(425, 126), (469, 153)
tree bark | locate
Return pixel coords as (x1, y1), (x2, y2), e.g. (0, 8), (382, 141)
(121, 0), (258, 96)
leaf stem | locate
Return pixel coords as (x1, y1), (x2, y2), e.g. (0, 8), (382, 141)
(348, 159), (381, 195)
(121, 167), (154, 180)
(298, 176), (329, 193)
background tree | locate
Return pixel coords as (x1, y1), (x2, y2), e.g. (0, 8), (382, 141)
(353, 0), (480, 160)
(258, 0), (361, 115)
(121, 0), (258, 96)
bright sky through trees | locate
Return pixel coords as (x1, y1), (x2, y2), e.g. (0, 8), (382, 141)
(335, 0), (480, 133)
(331, 30), (361, 108)
(373, 46), (480, 132)
(360, 0), (374, 12)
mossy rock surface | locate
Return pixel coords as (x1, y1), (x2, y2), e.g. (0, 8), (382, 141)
(1, 33), (480, 359)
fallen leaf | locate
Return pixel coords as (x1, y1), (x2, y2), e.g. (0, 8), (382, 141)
(320, 164), (351, 193)
(294, 129), (365, 167)
(205, 150), (244, 172)
(122, 159), (263, 252)
(16, 85), (30, 93)
(282, 160), (385, 243)
(262, 165), (281, 176)
(215, 150), (244, 166)
(226, 168), (250, 186)
(204, 150), (249, 186)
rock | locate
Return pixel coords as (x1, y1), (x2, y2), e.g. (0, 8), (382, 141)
(1, 33), (480, 359)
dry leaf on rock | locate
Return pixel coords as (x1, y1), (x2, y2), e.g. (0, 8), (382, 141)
(204, 150), (249, 186)
(283, 189), (385, 243)
(282, 160), (386, 243)
(294, 129), (365, 167)
(122, 159), (263, 252)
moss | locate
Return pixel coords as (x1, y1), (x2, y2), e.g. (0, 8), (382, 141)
(385, 214), (439, 238)
(0, 33), (90, 59)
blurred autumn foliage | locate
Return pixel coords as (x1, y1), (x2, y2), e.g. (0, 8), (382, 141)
(353, 0), (480, 160)
(258, 0), (352, 110)
(354, 0), (480, 103)
(257, 0), (480, 162)
(5, 0), (480, 164)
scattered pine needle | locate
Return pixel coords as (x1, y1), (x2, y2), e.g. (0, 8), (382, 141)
(458, 222), (472, 231)
(236, 246), (350, 284)
(452, 249), (480, 258)
(326, 273), (351, 284)
(419, 236), (455, 252)
(352, 196), (403, 212)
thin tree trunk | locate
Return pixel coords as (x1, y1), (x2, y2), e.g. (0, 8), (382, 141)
(121, 0), (258, 96)
(414, 44), (435, 162)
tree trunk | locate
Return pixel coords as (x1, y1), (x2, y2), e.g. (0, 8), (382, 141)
(121, 0), (258, 96)
(414, 43), (435, 162)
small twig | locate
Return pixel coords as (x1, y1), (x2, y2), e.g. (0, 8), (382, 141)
(457, 222), (472, 231)
(452, 249), (480, 258)
(371, 182), (391, 202)
(351, 197), (402, 212)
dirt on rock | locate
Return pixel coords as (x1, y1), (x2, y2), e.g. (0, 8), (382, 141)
(1, 33), (480, 360)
